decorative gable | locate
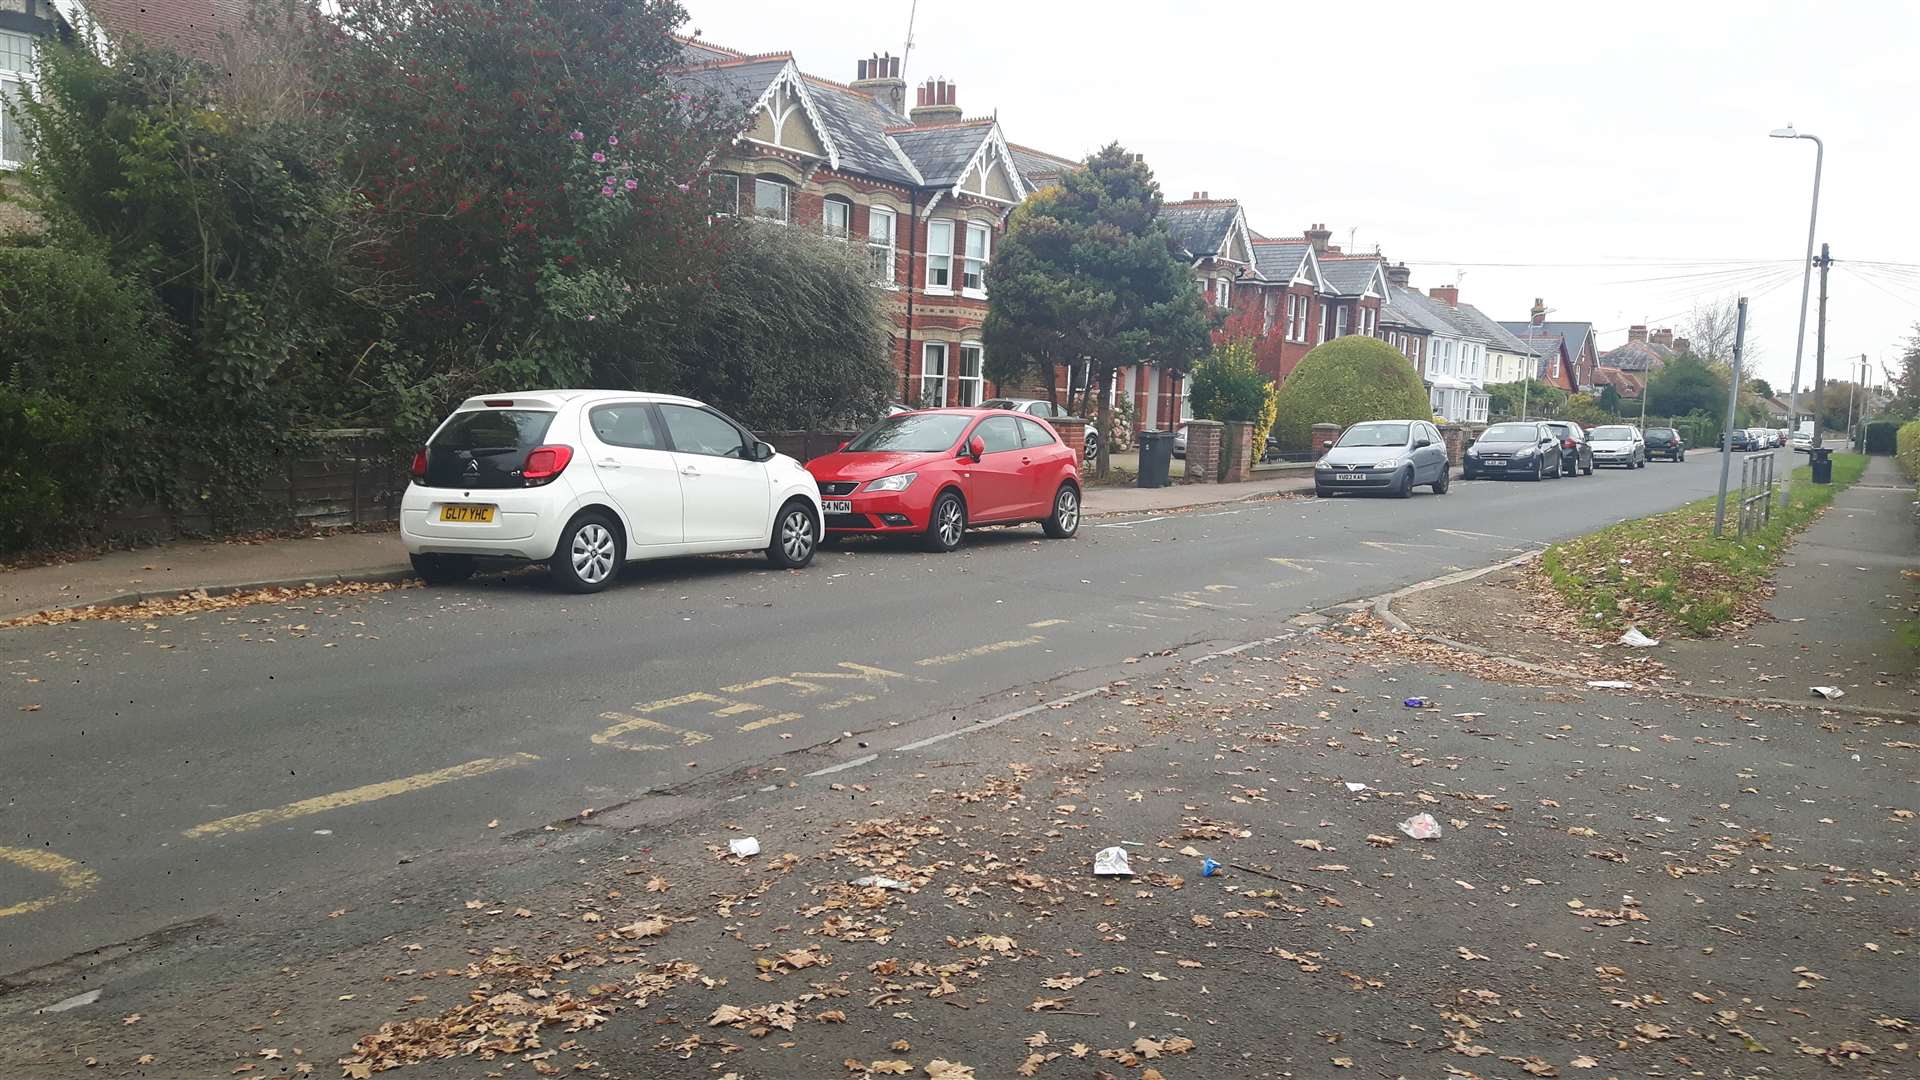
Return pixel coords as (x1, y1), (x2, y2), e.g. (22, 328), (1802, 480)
(741, 61), (839, 169)
(950, 123), (1027, 204)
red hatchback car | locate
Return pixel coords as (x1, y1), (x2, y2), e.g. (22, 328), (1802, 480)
(806, 409), (1082, 551)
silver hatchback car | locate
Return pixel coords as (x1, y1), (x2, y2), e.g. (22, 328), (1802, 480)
(1315, 419), (1452, 498)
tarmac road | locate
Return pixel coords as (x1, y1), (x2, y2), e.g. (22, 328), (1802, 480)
(0, 449), (1765, 978)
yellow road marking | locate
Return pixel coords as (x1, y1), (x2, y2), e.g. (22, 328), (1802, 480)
(712, 702), (761, 718)
(592, 712), (714, 751)
(1202, 584), (1238, 593)
(915, 636), (1045, 667)
(182, 754), (539, 839)
(1267, 557), (1319, 572)
(790, 662), (917, 687)
(722, 675), (830, 697)
(1027, 618), (1070, 628)
(0, 847), (100, 919)
(817, 693), (875, 712)
(737, 712), (803, 733)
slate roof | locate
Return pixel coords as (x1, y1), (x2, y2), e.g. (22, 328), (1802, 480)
(1161, 201), (1243, 261)
(1250, 241), (1312, 283)
(1591, 367), (1646, 398)
(676, 57), (792, 113)
(1599, 340), (1667, 373)
(1381, 286), (1455, 336)
(804, 79), (921, 185)
(1537, 321), (1594, 362)
(1452, 302), (1535, 354)
(676, 36), (747, 64)
(1317, 256), (1387, 298)
(889, 121), (997, 187)
(1500, 324), (1570, 379)
(1009, 143), (1078, 188)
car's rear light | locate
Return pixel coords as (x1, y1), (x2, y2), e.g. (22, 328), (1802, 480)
(484, 399), (514, 407)
(409, 448), (428, 481)
(521, 444), (573, 485)
(1562, 438), (1575, 449)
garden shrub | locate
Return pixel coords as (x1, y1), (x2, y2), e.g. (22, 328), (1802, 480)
(1271, 336), (1431, 450)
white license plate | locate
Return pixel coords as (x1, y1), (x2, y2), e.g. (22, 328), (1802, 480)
(1336, 473), (1366, 481)
(823, 500), (852, 514)
(1483, 459), (1506, 466)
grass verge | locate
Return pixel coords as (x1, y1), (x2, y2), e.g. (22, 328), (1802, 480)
(1541, 452), (1868, 637)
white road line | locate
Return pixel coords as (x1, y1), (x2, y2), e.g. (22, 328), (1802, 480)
(806, 754), (878, 777)
(895, 686), (1108, 753)
(1093, 515), (1169, 529)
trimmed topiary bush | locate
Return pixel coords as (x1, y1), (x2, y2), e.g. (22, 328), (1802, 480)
(1271, 335), (1432, 451)
(0, 245), (167, 551)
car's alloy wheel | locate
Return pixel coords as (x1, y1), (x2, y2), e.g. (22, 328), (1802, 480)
(924, 492), (966, 553)
(1394, 467), (1414, 498)
(768, 501), (817, 569)
(552, 514), (621, 592)
(1432, 468), (1451, 495)
(1083, 431), (1101, 465)
(1044, 484), (1080, 538)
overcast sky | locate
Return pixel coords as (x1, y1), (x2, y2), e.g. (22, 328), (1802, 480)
(684, 0), (1916, 394)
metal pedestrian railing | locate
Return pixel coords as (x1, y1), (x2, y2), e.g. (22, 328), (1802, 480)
(1735, 451), (1776, 539)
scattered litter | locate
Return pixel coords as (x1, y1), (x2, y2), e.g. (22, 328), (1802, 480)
(1093, 846), (1135, 876)
(1586, 680), (1636, 690)
(727, 837), (761, 858)
(1397, 813), (1443, 841)
(850, 875), (909, 891)
(1654, 816), (1670, 823)
(1402, 697), (1433, 709)
(1201, 858), (1221, 877)
(1344, 782), (1369, 793)
(36, 990), (101, 1014)
(1618, 627), (1659, 647)
(1811, 686), (1846, 700)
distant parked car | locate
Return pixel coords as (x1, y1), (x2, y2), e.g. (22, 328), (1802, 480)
(402, 390), (824, 592)
(1463, 421), (1562, 481)
(806, 408), (1081, 551)
(1314, 419), (1452, 498)
(1644, 426), (1686, 461)
(1543, 421), (1594, 476)
(1728, 428), (1760, 451)
(980, 398), (1100, 465)
(1587, 424), (1646, 468)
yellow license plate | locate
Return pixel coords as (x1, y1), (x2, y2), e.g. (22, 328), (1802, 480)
(439, 504), (495, 523)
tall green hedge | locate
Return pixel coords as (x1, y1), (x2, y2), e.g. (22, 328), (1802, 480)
(1271, 336), (1432, 450)
(1863, 420), (1901, 455)
(0, 246), (167, 550)
(1897, 420), (1920, 481)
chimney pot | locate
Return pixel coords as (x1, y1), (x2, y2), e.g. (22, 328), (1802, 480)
(1530, 297), (1547, 326)
(1386, 262), (1411, 288)
(908, 76), (962, 124)
(1628, 325), (1648, 343)
(1303, 223), (1333, 253)
(1429, 285), (1459, 307)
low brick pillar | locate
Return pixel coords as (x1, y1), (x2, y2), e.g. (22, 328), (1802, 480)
(1049, 418), (1086, 460)
(1436, 422), (1485, 467)
(1222, 420), (1255, 483)
(1182, 420), (1222, 484)
(1310, 423), (1342, 458)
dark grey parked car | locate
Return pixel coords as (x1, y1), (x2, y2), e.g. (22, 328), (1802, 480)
(1543, 420), (1594, 476)
(1463, 421), (1562, 481)
(1314, 420), (1451, 498)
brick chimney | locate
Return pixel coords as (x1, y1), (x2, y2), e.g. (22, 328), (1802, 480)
(1429, 285), (1459, 307)
(1628, 325), (1648, 344)
(1304, 223), (1332, 253)
(1386, 262), (1411, 288)
(852, 53), (906, 115)
(1530, 297), (1547, 326)
(909, 77), (962, 125)
(1673, 336), (1691, 355)
(1650, 327), (1674, 348)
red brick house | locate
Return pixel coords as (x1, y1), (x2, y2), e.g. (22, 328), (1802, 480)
(678, 39), (1066, 411)
(1245, 239), (1329, 383)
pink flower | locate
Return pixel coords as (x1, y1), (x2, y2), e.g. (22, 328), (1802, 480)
(591, 151), (606, 163)
(569, 130), (585, 141)
(607, 135), (619, 146)
(600, 185), (615, 197)
(676, 182), (691, 193)
(623, 179), (638, 191)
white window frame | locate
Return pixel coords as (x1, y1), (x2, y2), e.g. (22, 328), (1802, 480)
(822, 196), (852, 240)
(1262, 292), (1276, 335)
(0, 29), (29, 171)
(866, 207), (897, 286)
(1335, 305), (1349, 338)
(1318, 302), (1331, 344)
(920, 342), (949, 406)
(956, 343), (984, 406)
(1213, 277), (1231, 310)
(753, 177), (790, 223)
(1288, 294), (1306, 342)
(962, 221), (990, 298)
(926, 219), (954, 294)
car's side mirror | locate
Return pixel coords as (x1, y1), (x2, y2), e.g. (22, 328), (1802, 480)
(1414, 438), (1432, 449)
(964, 436), (985, 462)
(836, 441), (849, 452)
(751, 441), (775, 462)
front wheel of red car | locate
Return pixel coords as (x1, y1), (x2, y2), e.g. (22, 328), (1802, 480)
(1043, 483), (1081, 539)
(923, 491), (967, 553)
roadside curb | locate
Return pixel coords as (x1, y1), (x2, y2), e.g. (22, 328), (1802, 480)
(1083, 480), (1314, 519)
(1366, 553), (1920, 723)
(1, 567), (418, 625)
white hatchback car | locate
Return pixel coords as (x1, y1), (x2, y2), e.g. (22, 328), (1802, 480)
(401, 390), (824, 592)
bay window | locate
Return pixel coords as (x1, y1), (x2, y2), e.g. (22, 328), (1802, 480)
(962, 221), (990, 296)
(926, 219), (953, 293)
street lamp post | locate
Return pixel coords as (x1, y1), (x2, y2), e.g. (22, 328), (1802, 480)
(1770, 124), (1822, 505)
